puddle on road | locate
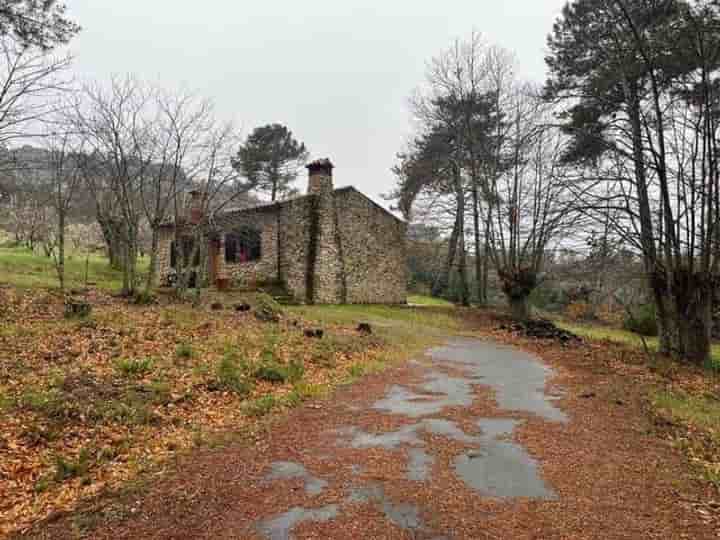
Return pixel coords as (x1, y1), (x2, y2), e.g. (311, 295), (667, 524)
(347, 484), (425, 532)
(255, 338), (566, 539)
(372, 373), (474, 418)
(338, 425), (423, 449)
(428, 339), (568, 423)
(264, 461), (328, 496)
(454, 419), (557, 499)
(407, 448), (434, 481)
(255, 505), (339, 540)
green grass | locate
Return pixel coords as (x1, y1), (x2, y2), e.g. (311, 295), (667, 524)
(0, 246), (148, 291)
(115, 358), (154, 378)
(407, 294), (454, 307)
(557, 321), (720, 370)
(652, 389), (720, 435)
(650, 388), (720, 485)
(243, 395), (277, 417)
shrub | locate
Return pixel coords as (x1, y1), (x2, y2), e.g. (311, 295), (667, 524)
(286, 359), (305, 383)
(254, 362), (288, 383)
(254, 293), (283, 323)
(175, 342), (194, 359)
(623, 304), (658, 337)
(244, 395), (276, 417)
(348, 363), (366, 378)
(115, 357), (154, 378)
(211, 354), (253, 395)
(53, 448), (91, 482)
(704, 356), (720, 374)
(131, 291), (157, 305)
(565, 301), (596, 321)
(253, 358), (304, 384)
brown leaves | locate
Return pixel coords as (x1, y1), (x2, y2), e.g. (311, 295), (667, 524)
(0, 288), (389, 536)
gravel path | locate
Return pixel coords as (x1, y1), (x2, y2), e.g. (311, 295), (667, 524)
(26, 337), (716, 539)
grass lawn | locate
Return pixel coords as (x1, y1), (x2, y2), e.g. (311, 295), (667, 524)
(0, 283), (467, 537)
(407, 294), (455, 307)
(557, 320), (720, 371)
(290, 302), (462, 353)
(0, 246), (148, 291)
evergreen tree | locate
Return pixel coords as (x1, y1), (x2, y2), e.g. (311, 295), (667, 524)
(233, 124), (309, 202)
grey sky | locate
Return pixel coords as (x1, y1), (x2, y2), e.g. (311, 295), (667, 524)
(65, 1), (568, 206)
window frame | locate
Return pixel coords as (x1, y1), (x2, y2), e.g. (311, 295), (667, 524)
(225, 227), (262, 264)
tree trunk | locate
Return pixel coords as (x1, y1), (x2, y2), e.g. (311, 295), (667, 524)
(472, 180), (482, 305)
(454, 166), (470, 307)
(678, 300), (712, 365)
(508, 293), (530, 321)
(481, 213), (491, 306)
(57, 210), (65, 291)
(145, 227), (159, 292)
(650, 269), (713, 365)
(673, 272), (713, 364)
(458, 230), (470, 307)
(99, 218), (124, 270)
(432, 208), (460, 298)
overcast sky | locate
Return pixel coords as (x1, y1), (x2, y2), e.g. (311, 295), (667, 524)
(64, 1), (568, 206)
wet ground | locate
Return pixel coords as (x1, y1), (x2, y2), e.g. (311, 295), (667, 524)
(252, 338), (566, 539)
(31, 335), (715, 539)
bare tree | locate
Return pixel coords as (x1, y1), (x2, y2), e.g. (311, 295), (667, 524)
(0, 37), (71, 147)
(546, 0), (720, 363)
(481, 92), (574, 320)
(70, 76), (154, 296)
(43, 128), (83, 290)
(138, 90), (213, 291)
(170, 119), (257, 299)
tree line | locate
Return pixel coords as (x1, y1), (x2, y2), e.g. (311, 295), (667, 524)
(0, 3), (309, 299)
(394, 0), (720, 365)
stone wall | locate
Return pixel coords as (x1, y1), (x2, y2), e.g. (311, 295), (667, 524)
(310, 175), (344, 304)
(215, 208), (279, 287)
(277, 197), (314, 302)
(156, 226), (175, 285)
(333, 188), (407, 304)
(154, 187), (408, 305)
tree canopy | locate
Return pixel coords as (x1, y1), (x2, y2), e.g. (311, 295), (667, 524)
(0, 1), (80, 50)
(233, 124), (309, 201)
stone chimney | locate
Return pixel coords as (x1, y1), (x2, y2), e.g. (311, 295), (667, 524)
(188, 190), (203, 224)
(307, 158), (334, 195)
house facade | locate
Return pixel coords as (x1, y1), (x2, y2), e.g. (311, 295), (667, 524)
(156, 159), (407, 305)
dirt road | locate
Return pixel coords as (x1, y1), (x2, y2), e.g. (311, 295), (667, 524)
(26, 338), (715, 539)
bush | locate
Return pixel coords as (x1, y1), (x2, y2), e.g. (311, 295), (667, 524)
(54, 448), (91, 482)
(565, 301), (596, 321)
(175, 342), (194, 359)
(253, 358), (304, 384)
(243, 395), (276, 417)
(115, 357), (154, 378)
(254, 293), (283, 323)
(623, 304), (658, 336)
(131, 291), (157, 305)
(211, 354), (253, 395)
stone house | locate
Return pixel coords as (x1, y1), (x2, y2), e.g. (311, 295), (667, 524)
(156, 159), (407, 304)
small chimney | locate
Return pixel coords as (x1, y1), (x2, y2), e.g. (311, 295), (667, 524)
(188, 190), (203, 224)
(307, 158), (334, 195)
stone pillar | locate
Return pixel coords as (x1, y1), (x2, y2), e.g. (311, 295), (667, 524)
(307, 158), (334, 195)
(307, 159), (343, 304)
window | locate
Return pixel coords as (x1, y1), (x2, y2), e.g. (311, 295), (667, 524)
(225, 227), (262, 263)
(170, 237), (200, 268)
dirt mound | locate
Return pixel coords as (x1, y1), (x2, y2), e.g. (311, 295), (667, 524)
(500, 319), (581, 343)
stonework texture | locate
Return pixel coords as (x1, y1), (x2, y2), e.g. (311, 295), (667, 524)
(156, 182), (407, 305)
